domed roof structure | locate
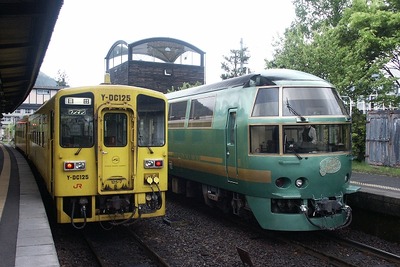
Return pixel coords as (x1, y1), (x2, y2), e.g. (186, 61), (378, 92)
(105, 37), (205, 92)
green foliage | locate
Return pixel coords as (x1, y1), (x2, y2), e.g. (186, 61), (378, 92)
(221, 45), (250, 80)
(267, 0), (400, 107)
(352, 160), (400, 176)
(293, 0), (351, 35)
(267, 0), (400, 163)
(351, 108), (366, 161)
(167, 81), (203, 93)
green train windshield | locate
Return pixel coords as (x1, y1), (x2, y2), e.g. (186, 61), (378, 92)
(252, 87), (348, 117)
(283, 87), (348, 116)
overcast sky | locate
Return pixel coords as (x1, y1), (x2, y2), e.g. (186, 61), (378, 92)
(39, 0), (295, 87)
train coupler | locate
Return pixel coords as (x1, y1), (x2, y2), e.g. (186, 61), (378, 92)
(300, 198), (353, 230)
(99, 195), (131, 214)
(313, 198), (344, 216)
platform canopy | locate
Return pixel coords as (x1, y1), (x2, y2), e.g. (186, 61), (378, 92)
(0, 0), (63, 115)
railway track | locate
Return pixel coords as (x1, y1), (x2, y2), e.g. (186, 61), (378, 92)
(170, 194), (400, 266)
(267, 231), (400, 267)
(82, 224), (171, 267)
(325, 232), (400, 265)
(53, 194), (400, 266)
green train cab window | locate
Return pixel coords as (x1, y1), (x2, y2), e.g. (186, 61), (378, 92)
(104, 113), (127, 147)
(137, 94), (166, 147)
(60, 93), (94, 148)
(283, 124), (351, 153)
(252, 88), (279, 117)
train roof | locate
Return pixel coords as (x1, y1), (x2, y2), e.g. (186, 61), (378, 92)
(167, 69), (334, 100)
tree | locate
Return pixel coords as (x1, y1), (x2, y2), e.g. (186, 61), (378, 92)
(55, 69), (69, 87)
(220, 39), (250, 80)
(333, 0), (400, 103)
(167, 81), (202, 93)
(267, 0), (400, 162)
(293, 0), (351, 36)
(267, 0), (400, 106)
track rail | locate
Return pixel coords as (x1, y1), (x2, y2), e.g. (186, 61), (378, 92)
(325, 233), (400, 265)
(277, 231), (400, 267)
(182, 195), (400, 267)
(82, 226), (171, 267)
(124, 226), (171, 267)
(278, 237), (357, 267)
(82, 233), (108, 267)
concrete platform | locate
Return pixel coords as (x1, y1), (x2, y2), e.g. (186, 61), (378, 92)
(0, 144), (59, 267)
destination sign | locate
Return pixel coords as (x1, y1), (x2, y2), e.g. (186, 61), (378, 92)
(65, 97), (92, 105)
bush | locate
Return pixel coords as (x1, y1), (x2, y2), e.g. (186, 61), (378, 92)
(351, 108), (366, 162)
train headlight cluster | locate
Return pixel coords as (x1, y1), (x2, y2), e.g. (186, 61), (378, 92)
(145, 173), (160, 184)
(275, 177), (308, 188)
(144, 159), (163, 169)
(64, 160), (86, 171)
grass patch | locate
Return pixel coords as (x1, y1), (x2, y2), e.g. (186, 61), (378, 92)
(352, 161), (400, 177)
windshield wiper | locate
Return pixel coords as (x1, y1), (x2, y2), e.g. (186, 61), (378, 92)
(286, 99), (307, 122)
(139, 133), (154, 154)
(287, 143), (303, 160)
(75, 147), (82, 155)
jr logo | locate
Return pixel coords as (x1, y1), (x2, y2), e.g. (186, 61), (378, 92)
(73, 183), (83, 189)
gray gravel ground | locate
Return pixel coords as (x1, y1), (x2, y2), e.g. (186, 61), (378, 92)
(54, 194), (400, 267)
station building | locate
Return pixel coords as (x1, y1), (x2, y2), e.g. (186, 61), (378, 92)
(105, 37), (205, 93)
(0, 72), (63, 140)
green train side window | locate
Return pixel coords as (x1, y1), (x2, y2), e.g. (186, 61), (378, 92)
(188, 96), (215, 128)
(168, 101), (187, 128)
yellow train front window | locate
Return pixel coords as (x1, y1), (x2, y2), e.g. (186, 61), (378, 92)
(60, 93), (94, 148)
(137, 94), (166, 147)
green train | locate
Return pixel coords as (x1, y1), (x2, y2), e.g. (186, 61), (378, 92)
(166, 69), (359, 231)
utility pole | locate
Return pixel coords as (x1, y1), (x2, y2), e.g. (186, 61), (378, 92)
(240, 38), (244, 74)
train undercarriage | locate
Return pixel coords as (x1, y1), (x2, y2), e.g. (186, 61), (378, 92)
(170, 176), (352, 231)
(60, 191), (163, 229)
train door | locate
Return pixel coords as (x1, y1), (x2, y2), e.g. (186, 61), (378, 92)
(226, 109), (238, 184)
(97, 108), (134, 193)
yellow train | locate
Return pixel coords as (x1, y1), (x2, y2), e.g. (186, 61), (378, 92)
(15, 79), (167, 228)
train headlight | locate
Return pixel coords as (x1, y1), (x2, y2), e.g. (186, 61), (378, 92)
(64, 161), (86, 171)
(295, 178), (304, 188)
(146, 176), (153, 184)
(144, 159), (163, 169)
(144, 173), (160, 185)
(295, 177), (308, 188)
